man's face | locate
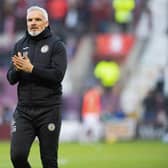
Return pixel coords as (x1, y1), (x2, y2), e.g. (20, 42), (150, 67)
(27, 10), (48, 36)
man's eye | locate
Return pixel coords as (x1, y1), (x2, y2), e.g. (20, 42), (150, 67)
(27, 19), (32, 22)
(35, 18), (42, 21)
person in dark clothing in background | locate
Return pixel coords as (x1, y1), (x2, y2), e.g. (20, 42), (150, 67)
(142, 89), (157, 125)
(7, 6), (67, 168)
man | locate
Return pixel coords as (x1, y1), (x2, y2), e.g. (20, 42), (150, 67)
(81, 85), (103, 142)
(7, 6), (67, 168)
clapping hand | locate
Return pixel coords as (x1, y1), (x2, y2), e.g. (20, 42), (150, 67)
(12, 52), (34, 73)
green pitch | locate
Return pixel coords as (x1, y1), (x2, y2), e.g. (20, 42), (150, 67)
(0, 140), (168, 168)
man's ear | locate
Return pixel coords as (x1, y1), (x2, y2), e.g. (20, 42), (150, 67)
(45, 21), (49, 27)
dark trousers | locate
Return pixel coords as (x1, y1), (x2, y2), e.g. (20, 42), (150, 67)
(10, 105), (61, 168)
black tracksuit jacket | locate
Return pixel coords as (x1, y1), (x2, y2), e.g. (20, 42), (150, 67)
(7, 27), (67, 107)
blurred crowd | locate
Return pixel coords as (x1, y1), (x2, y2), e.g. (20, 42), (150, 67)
(0, 0), (147, 34)
(0, 0), (149, 65)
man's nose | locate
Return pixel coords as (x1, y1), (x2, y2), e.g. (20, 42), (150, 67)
(31, 19), (37, 25)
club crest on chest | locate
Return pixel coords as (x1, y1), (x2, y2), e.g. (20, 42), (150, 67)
(41, 45), (49, 53)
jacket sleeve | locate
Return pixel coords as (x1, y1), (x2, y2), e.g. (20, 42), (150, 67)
(6, 44), (20, 85)
(32, 41), (67, 84)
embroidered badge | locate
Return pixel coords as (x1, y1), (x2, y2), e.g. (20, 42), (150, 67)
(41, 45), (49, 53)
(48, 123), (55, 131)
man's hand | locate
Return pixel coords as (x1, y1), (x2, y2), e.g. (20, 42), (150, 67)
(12, 52), (34, 73)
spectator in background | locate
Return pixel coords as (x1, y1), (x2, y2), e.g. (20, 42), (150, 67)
(3, 0), (15, 38)
(14, 0), (27, 32)
(0, 0), (5, 33)
(142, 89), (158, 125)
(65, 4), (79, 36)
(80, 84), (104, 142)
(112, 0), (135, 32)
(76, 0), (91, 34)
(46, 0), (68, 36)
(90, 0), (112, 32)
(94, 61), (120, 89)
